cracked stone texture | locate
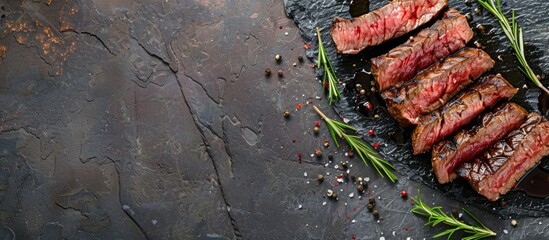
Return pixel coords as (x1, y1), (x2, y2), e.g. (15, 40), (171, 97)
(0, 0), (547, 239)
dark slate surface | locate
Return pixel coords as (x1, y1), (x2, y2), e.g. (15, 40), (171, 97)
(285, 0), (549, 219)
(0, 0), (547, 239)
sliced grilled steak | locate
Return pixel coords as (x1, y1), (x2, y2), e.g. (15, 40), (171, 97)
(330, 0), (448, 54)
(432, 103), (528, 184)
(382, 48), (495, 126)
(458, 113), (549, 201)
(372, 9), (473, 91)
(412, 74), (517, 154)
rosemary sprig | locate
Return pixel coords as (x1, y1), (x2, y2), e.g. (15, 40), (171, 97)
(477, 0), (549, 94)
(313, 105), (397, 182)
(411, 191), (497, 240)
(316, 27), (341, 105)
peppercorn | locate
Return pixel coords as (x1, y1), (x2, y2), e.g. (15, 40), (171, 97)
(372, 210), (380, 218)
(323, 140), (329, 147)
(314, 148), (322, 157)
(275, 54), (281, 62)
(474, 40), (483, 49)
(283, 110), (290, 118)
(373, 142), (380, 150)
(357, 177), (363, 183)
(342, 172), (349, 179)
(298, 56), (304, 62)
(369, 197), (376, 204)
(277, 70), (283, 77)
(400, 190), (408, 198)
(359, 89), (366, 96)
(474, 8), (481, 15)
(265, 68), (272, 76)
(347, 151), (354, 158)
(317, 174), (324, 182)
(476, 24), (485, 32)
(313, 126), (319, 135)
(367, 203), (374, 212)
(511, 219), (517, 227)
(357, 184), (364, 192)
(328, 153), (333, 160)
(350, 175), (356, 182)
(327, 189), (334, 198)
(368, 129), (374, 136)
(341, 161), (348, 169)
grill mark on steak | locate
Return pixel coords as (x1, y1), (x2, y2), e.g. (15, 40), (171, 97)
(458, 113), (549, 201)
(382, 48), (495, 126)
(371, 9), (473, 92)
(431, 102), (528, 184)
(330, 0), (448, 54)
(412, 74), (517, 154)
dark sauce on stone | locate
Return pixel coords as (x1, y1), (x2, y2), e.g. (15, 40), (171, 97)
(349, 70), (384, 117)
(349, 0), (369, 18)
(514, 166), (549, 198)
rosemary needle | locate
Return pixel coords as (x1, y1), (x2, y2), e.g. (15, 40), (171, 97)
(316, 27), (341, 105)
(477, 0), (549, 94)
(411, 191), (497, 240)
(313, 105), (397, 182)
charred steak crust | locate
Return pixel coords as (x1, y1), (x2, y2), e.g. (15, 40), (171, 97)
(431, 102), (528, 184)
(330, 0), (448, 54)
(458, 113), (549, 201)
(412, 74), (517, 154)
(382, 48), (495, 126)
(371, 9), (473, 92)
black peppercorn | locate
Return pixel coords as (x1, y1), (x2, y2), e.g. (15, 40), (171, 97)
(277, 70), (283, 77)
(367, 203), (374, 212)
(369, 197), (375, 204)
(372, 210), (380, 218)
(265, 68), (272, 76)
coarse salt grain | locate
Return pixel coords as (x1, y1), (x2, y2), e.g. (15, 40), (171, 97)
(503, 230), (508, 234)
(322, 202), (327, 206)
(304, 172), (307, 177)
(349, 193), (354, 198)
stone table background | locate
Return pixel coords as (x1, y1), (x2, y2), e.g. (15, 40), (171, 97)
(0, 0), (547, 239)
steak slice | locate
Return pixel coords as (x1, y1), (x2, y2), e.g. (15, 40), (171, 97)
(372, 9), (473, 91)
(432, 102), (528, 184)
(458, 113), (549, 201)
(330, 0), (448, 54)
(412, 74), (517, 154)
(382, 48), (495, 126)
